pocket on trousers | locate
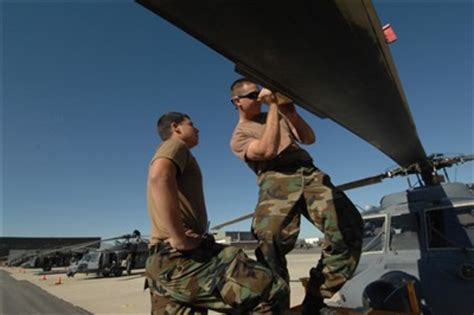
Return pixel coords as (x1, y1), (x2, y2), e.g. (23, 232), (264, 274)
(219, 250), (273, 308)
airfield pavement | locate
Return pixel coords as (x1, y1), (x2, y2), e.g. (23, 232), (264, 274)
(2, 250), (342, 314)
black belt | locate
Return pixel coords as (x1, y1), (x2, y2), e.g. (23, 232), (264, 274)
(149, 241), (168, 254)
(149, 234), (214, 254)
(149, 244), (158, 255)
(265, 160), (315, 174)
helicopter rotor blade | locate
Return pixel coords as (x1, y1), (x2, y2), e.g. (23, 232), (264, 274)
(432, 154), (474, 170)
(211, 213), (254, 231)
(335, 174), (389, 191)
(2, 238), (104, 263)
(137, 0), (428, 167)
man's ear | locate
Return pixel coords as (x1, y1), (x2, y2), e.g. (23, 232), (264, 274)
(170, 122), (181, 134)
(232, 97), (240, 109)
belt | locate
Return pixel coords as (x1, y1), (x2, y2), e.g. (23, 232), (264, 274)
(149, 240), (169, 255)
(265, 160), (315, 174)
(149, 234), (214, 254)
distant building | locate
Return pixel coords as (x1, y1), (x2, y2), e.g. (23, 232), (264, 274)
(304, 237), (321, 246)
(211, 230), (257, 248)
(225, 231), (256, 243)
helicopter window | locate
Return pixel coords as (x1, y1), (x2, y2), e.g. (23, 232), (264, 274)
(362, 216), (385, 252)
(426, 207), (474, 250)
(389, 213), (420, 250)
(83, 252), (99, 261)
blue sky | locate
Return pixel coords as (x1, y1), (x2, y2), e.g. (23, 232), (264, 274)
(2, 1), (472, 239)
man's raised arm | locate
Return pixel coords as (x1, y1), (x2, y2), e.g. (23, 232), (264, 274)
(245, 89), (281, 161)
(279, 103), (316, 145)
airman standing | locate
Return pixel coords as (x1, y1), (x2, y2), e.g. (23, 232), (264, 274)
(229, 79), (364, 314)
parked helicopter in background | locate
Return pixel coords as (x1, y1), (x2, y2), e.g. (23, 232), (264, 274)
(5, 230), (149, 277)
(137, 0), (473, 314)
(5, 238), (101, 271)
(19, 248), (87, 272)
(67, 230), (149, 277)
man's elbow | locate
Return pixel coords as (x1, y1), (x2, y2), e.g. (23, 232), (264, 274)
(253, 148), (278, 161)
(262, 148), (278, 160)
(303, 135), (316, 145)
(300, 132), (316, 145)
(246, 147), (278, 161)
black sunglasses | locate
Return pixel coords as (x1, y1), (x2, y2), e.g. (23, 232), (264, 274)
(230, 90), (260, 105)
(238, 91), (260, 100)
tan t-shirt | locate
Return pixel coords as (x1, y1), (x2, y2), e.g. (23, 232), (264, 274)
(147, 138), (208, 245)
(230, 112), (313, 175)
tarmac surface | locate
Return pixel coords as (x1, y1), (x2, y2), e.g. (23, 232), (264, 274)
(0, 270), (91, 315)
(2, 250), (340, 314)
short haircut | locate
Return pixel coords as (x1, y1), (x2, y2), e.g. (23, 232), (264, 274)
(157, 112), (190, 140)
(230, 78), (257, 97)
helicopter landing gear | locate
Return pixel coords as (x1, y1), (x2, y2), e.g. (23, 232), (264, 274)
(362, 271), (431, 315)
(101, 264), (123, 277)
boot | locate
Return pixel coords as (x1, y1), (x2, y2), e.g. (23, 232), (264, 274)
(301, 267), (326, 315)
(301, 295), (326, 315)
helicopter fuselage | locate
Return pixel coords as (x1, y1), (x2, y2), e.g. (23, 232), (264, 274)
(338, 182), (474, 314)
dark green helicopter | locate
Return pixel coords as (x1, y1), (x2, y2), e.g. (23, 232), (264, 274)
(5, 237), (101, 272)
(67, 230), (149, 277)
(136, 0), (473, 314)
(5, 230), (149, 277)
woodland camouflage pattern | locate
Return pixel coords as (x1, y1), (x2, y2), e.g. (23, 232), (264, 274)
(252, 167), (363, 298)
(146, 238), (289, 314)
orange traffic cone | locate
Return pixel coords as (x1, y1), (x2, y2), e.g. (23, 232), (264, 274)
(40, 275), (47, 281)
(55, 276), (62, 285)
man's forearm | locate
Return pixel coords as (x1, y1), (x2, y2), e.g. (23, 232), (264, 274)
(246, 103), (281, 160)
(259, 104), (281, 156)
(283, 111), (315, 144)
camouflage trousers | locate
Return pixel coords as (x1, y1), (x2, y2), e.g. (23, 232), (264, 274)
(145, 238), (289, 314)
(252, 167), (363, 298)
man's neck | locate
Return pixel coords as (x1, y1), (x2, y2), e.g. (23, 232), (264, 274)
(171, 135), (191, 149)
(239, 111), (259, 123)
